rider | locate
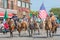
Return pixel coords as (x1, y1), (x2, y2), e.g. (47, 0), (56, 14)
(23, 15), (28, 22)
(12, 13), (18, 29)
(50, 12), (56, 26)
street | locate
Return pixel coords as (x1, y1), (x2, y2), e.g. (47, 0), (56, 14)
(0, 28), (60, 40)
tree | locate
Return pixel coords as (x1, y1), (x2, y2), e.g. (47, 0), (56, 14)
(34, 11), (38, 17)
(50, 8), (60, 23)
(30, 10), (38, 17)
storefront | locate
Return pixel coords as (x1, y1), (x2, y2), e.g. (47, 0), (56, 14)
(0, 8), (17, 20)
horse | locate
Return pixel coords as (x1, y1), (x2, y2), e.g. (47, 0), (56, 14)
(45, 16), (58, 37)
(5, 18), (21, 37)
(6, 18), (15, 37)
(28, 19), (40, 36)
(16, 20), (29, 37)
(45, 16), (52, 37)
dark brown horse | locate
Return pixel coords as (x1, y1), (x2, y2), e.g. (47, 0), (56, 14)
(28, 19), (40, 36)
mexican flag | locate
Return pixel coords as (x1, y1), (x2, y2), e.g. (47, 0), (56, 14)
(30, 13), (32, 17)
(3, 10), (9, 29)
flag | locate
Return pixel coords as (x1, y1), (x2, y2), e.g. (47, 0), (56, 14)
(3, 10), (9, 29)
(3, 10), (8, 24)
(38, 3), (48, 20)
(4, 10), (8, 20)
(30, 13), (32, 17)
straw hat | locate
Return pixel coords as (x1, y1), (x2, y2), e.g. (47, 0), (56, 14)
(50, 12), (54, 15)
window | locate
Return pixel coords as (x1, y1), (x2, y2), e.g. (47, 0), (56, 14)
(0, 0), (3, 8)
(26, 3), (29, 8)
(11, 1), (13, 9)
(7, 0), (9, 8)
(2, 0), (8, 8)
(22, 2), (25, 7)
(17, 1), (21, 7)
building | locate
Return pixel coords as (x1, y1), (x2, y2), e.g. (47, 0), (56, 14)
(17, 0), (31, 18)
(0, 0), (17, 18)
(0, 0), (17, 21)
(0, 0), (31, 19)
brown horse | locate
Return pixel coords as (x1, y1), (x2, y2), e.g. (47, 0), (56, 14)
(6, 18), (21, 37)
(45, 16), (52, 37)
(45, 16), (58, 37)
(17, 20), (29, 36)
(6, 18), (13, 37)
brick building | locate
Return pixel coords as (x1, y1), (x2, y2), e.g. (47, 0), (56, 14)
(0, 0), (31, 19)
(0, 0), (17, 19)
(17, 0), (31, 18)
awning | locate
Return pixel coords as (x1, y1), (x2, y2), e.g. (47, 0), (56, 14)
(0, 12), (13, 18)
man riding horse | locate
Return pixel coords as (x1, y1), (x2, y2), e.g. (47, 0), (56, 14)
(45, 12), (58, 37)
(12, 13), (18, 29)
(50, 12), (57, 33)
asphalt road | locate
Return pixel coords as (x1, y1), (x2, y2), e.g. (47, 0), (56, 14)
(0, 28), (60, 40)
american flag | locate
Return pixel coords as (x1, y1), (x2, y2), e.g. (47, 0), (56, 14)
(38, 3), (48, 20)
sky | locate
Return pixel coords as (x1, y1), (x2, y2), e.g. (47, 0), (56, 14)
(31, 0), (60, 13)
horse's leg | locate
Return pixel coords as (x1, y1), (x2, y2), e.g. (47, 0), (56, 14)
(17, 27), (21, 37)
(52, 27), (57, 37)
(37, 28), (40, 35)
(10, 29), (13, 37)
(53, 26), (57, 36)
(52, 27), (55, 37)
(9, 27), (13, 37)
(18, 29), (21, 37)
(10, 31), (13, 37)
(46, 30), (48, 37)
(38, 29), (40, 35)
(34, 27), (36, 34)
(31, 29), (33, 36)
(28, 28), (31, 36)
(49, 30), (52, 37)
(55, 28), (57, 33)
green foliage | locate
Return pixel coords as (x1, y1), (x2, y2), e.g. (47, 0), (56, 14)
(35, 11), (38, 16)
(30, 10), (38, 17)
(50, 8), (60, 23)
